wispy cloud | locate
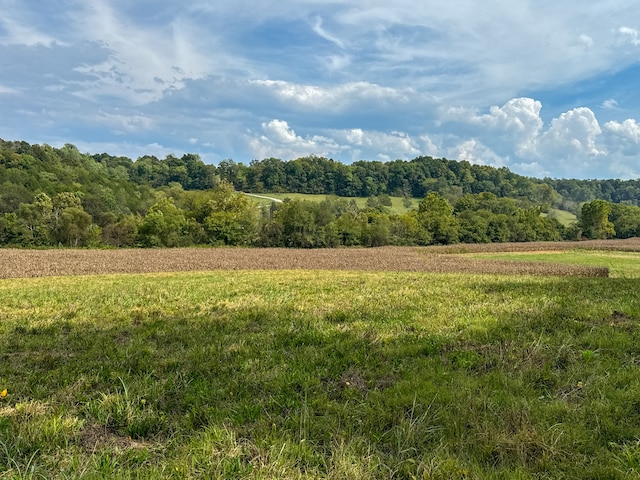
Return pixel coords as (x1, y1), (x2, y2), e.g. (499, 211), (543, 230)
(0, 85), (19, 94)
(311, 16), (345, 49)
(3, 1), (640, 179)
(69, 1), (215, 104)
(601, 99), (620, 110)
(619, 26), (640, 46)
(0, 1), (61, 47)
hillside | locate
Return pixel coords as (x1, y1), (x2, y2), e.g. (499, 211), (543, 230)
(2, 138), (640, 248)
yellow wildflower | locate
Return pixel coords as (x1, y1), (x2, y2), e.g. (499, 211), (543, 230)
(0, 389), (7, 398)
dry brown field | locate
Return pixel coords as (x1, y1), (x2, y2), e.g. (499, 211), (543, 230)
(426, 237), (640, 254)
(0, 239), (631, 279)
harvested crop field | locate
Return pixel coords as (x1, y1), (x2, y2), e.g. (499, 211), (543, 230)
(427, 237), (640, 254)
(0, 243), (615, 278)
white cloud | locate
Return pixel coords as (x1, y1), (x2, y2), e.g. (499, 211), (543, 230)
(249, 119), (341, 159)
(251, 79), (412, 111)
(579, 34), (594, 48)
(603, 119), (640, 157)
(55, 140), (177, 161)
(249, 120), (424, 162)
(511, 161), (550, 178)
(0, 85), (18, 94)
(619, 26), (640, 46)
(331, 129), (422, 161)
(436, 99), (640, 178)
(539, 107), (604, 157)
(5, 2), (640, 181)
(70, 1), (215, 105)
(447, 97), (543, 157)
(312, 16), (345, 49)
(0, 2), (60, 47)
(448, 139), (505, 168)
(601, 99), (620, 110)
(96, 110), (154, 133)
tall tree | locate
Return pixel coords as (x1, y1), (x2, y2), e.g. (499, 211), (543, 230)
(580, 200), (615, 239)
(418, 192), (459, 245)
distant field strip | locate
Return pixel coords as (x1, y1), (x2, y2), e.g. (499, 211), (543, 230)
(0, 244), (617, 278)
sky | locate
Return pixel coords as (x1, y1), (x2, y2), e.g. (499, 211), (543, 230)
(1, 1), (640, 180)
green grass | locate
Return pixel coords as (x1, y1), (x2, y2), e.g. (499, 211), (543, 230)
(2, 268), (640, 478)
(245, 192), (420, 214)
(543, 209), (577, 226)
(470, 250), (640, 278)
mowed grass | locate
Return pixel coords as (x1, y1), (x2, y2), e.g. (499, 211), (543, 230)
(2, 269), (640, 478)
(542, 209), (577, 227)
(247, 192), (420, 214)
(469, 250), (640, 278)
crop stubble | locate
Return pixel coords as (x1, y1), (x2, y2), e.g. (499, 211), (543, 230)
(1, 239), (633, 279)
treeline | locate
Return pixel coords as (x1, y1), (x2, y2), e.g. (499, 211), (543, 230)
(0, 182), (569, 248)
(1, 138), (640, 248)
(4, 138), (640, 214)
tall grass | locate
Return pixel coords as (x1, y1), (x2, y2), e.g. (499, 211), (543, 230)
(1, 269), (640, 478)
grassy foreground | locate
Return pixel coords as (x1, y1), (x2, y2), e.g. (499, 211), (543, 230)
(2, 269), (640, 479)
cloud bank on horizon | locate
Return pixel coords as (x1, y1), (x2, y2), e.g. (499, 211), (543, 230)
(1, 0), (640, 179)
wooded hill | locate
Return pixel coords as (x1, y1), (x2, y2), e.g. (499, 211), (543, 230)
(1, 138), (639, 248)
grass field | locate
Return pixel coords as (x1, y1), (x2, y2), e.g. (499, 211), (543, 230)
(245, 192), (421, 214)
(244, 193), (577, 223)
(2, 243), (640, 478)
(468, 250), (640, 278)
(542, 209), (577, 227)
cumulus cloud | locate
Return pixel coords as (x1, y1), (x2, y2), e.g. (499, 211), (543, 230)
(249, 119), (341, 159)
(448, 139), (505, 168)
(331, 129), (422, 161)
(249, 120), (425, 162)
(539, 107), (604, 157)
(6, 1), (640, 180)
(436, 98), (640, 178)
(446, 97), (543, 157)
(603, 119), (640, 155)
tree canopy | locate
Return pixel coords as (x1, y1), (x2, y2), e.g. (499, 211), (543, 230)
(1, 137), (639, 248)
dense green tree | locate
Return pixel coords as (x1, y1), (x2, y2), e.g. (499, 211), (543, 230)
(0, 213), (26, 245)
(137, 197), (188, 247)
(199, 182), (259, 246)
(609, 203), (640, 238)
(102, 215), (140, 247)
(55, 207), (92, 246)
(389, 212), (431, 245)
(580, 200), (615, 240)
(334, 212), (363, 246)
(17, 193), (54, 245)
(276, 200), (318, 248)
(418, 192), (459, 244)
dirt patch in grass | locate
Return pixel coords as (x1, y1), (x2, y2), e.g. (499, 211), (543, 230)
(78, 423), (151, 452)
(0, 242), (622, 279)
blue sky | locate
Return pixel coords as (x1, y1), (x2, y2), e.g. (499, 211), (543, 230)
(2, 1), (640, 179)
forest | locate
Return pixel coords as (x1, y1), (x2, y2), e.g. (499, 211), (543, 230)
(1, 138), (640, 248)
